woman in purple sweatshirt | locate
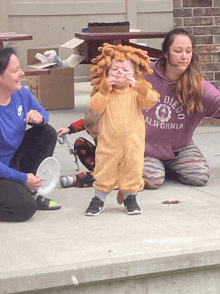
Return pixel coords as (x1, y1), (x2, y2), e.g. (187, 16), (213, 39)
(143, 28), (220, 189)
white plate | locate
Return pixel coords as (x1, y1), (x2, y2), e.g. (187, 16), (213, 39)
(36, 157), (60, 196)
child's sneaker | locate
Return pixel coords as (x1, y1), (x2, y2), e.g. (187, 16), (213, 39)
(124, 195), (141, 215)
(60, 175), (75, 188)
(85, 197), (104, 216)
(60, 173), (95, 188)
(74, 172), (95, 188)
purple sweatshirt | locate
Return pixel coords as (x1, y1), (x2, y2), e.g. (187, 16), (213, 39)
(143, 57), (220, 160)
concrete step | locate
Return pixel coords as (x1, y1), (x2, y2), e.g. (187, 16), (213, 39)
(2, 250), (220, 294)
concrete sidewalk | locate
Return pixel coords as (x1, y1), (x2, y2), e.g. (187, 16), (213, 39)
(1, 83), (220, 294)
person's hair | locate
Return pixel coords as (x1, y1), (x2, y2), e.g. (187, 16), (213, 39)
(162, 28), (205, 113)
(0, 47), (17, 75)
(84, 108), (100, 129)
(90, 43), (153, 96)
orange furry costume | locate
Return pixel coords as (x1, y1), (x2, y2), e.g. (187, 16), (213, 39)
(89, 43), (160, 193)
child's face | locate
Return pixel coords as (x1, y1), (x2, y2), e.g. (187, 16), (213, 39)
(108, 59), (135, 88)
(86, 125), (99, 139)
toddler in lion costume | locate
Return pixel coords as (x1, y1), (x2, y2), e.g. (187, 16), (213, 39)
(85, 43), (160, 216)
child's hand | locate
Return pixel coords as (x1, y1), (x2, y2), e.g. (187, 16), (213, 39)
(125, 72), (136, 88)
(57, 127), (70, 137)
(108, 74), (116, 91)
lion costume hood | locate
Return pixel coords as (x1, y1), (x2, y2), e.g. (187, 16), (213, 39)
(90, 43), (153, 96)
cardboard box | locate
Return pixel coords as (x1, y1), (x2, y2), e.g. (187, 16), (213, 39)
(27, 44), (85, 110)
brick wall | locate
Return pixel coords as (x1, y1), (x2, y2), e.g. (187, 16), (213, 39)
(173, 0), (220, 90)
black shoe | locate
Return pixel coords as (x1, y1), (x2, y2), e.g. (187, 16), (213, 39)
(85, 197), (104, 216)
(75, 172), (95, 188)
(36, 195), (61, 210)
(124, 195), (141, 215)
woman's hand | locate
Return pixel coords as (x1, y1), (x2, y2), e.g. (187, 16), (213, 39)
(24, 110), (43, 124)
(24, 173), (42, 193)
(57, 127), (70, 137)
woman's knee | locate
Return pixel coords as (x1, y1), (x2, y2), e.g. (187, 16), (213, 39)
(143, 157), (165, 189)
(143, 176), (165, 189)
(0, 199), (37, 222)
(42, 124), (57, 144)
(177, 168), (210, 186)
(172, 142), (210, 186)
(0, 180), (37, 222)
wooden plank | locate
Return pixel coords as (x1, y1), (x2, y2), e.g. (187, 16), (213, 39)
(0, 32), (33, 48)
(75, 32), (167, 41)
(0, 32), (32, 42)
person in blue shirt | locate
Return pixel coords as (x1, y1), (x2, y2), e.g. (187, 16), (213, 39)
(0, 47), (61, 222)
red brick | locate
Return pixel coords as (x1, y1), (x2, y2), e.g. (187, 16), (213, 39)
(195, 45), (220, 53)
(184, 17), (213, 25)
(173, 0), (182, 8)
(214, 16), (220, 24)
(213, 53), (220, 62)
(205, 72), (214, 80)
(194, 35), (213, 44)
(215, 72), (220, 79)
(194, 7), (220, 16)
(174, 8), (192, 17)
(202, 62), (220, 71)
(194, 26), (220, 35)
(183, 0), (212, 7)
(210, 81), (220, 90)
(214, 0), (220, 6)
(197, 53), (212, 62)
(214, 36), (220, 43)
(174, 17), (183, 26)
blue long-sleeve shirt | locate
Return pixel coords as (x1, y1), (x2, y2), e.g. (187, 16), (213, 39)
(0, 86), (49, 183)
